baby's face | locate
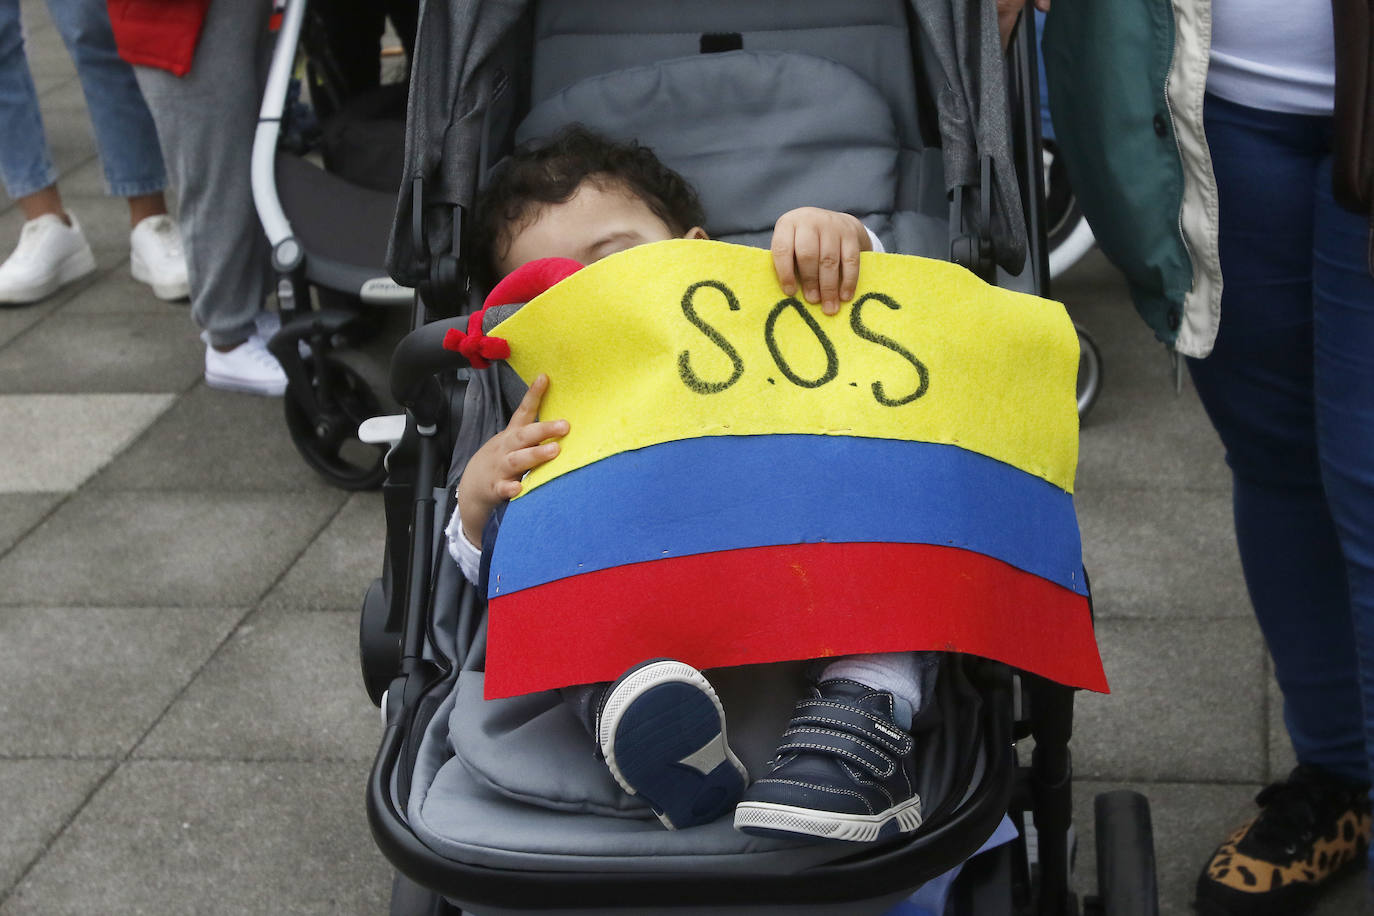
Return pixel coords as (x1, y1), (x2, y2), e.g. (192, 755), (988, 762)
(496, 179), (705, 277)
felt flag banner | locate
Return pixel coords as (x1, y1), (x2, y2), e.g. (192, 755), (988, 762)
(483, 240), (1105, 699)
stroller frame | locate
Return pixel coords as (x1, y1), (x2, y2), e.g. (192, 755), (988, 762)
(361, 7), (1154, 914)
(251, 0), (413, 491)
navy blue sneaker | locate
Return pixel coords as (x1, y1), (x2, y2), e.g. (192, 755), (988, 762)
(597, 659), (749, 830)
(733, 679), (922, 842)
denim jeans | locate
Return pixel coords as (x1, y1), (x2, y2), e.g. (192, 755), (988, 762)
(0, 0), (164, 200)
(1188, 94), (1374, 792)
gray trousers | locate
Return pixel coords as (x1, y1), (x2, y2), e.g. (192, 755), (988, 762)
(133, 0), (272, 348)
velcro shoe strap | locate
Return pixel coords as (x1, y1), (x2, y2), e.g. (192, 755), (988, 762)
(777, 725), (896, 778)
(792, 699), (913, 757)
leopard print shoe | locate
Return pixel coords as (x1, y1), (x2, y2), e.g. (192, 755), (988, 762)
(1195, 765), (1371, 916)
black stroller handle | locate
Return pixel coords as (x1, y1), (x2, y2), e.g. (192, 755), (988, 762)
(389, 318), (474, 422)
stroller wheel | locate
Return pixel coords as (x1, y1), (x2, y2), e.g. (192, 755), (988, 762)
(283, 354), (388, 490)
(1075, 323), (1103, 419)
(1084, 791), (1159, 916)
(1044, 140), (1097, 280)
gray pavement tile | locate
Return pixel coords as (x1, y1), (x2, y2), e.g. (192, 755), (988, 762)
(0, 394), (174, 492)
(1072, 780), (1372, 916)
(0, 494), (61, 555)
(0, 311), (203, 394)
(1060, 252), (1231, 492)
(1074, 618), (1268, 783)
(0, 606), (242, 757)
(1077, 391), (1229, 492)
(137, 608), (378, 762)
(56, 195), (134, 260)
(1077, 485), (1250, 619)
(59, 266), (189, 315)
(0, 490), (346, 607)
(0, 761), (391, 916)
(0, 760), (111, 894)
(262, 492), (386, 611)
(18, 32), (77, 102)
(0, 297), (58, 351)
(92, 383), (332, 493)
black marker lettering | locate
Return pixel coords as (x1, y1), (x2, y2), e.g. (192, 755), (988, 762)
(850, 292), (929, 406)
(678, 280), (744, 394)
(765, 297), (838, 389)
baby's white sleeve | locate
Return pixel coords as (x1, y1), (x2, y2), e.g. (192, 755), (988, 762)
(445, 495), (483, 585)
(864, 225), (886, 254)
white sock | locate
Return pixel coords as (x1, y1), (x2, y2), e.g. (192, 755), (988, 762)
(819, 652), (940, 728)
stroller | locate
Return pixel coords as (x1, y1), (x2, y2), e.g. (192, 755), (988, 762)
(251, 0), (414, 491)
(360, 1), (1156, 913)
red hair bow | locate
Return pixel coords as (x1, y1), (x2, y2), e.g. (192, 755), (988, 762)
(440, 257), (583, 369)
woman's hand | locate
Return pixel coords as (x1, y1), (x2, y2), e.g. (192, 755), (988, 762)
(457, 373), (569, 546)
(770, 207), (873, 316)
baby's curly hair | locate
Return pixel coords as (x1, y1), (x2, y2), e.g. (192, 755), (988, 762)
(469, 126), (705, 289)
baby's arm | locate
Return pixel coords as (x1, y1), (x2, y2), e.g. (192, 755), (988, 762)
(456, 373), (569, 548)
(770, 208), (877, 316)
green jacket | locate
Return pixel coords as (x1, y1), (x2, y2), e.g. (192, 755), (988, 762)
(1042, 0), (1223, 358)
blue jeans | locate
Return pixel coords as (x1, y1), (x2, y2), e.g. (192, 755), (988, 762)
(0, 0), (164, 200)
(1188, 94), (1374, 791)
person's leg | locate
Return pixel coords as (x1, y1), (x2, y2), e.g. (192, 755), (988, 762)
(0, 0), (59, 202)
(1310, 153), (1374, 867)
(44, 0), (165, 209)
(132, 0), (271, 349)
(1190, 94), (1370, 914)
(1187, 95), (1364, 781)
(0, 1), (97, 304)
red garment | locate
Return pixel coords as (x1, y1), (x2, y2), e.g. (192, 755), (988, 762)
(105, 0), (214, 77)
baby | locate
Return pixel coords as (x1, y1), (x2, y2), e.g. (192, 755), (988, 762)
(447, 126), (940, 842)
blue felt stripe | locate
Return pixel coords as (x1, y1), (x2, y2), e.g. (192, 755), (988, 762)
(488, 434), (1084, 597)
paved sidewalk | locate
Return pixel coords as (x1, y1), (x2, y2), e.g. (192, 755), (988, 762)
(0, 3), (1369, 914)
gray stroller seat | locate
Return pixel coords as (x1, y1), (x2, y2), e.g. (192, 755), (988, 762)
(384, 2), (1017, 912)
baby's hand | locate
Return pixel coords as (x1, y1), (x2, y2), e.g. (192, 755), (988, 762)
(457, 373), (568, 546)
(770, 207), (873, 316)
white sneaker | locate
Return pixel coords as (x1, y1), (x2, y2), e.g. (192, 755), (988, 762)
(0, 213), (97, 305)
(129, 214), (189, 300)
(205, 332), (288, 396)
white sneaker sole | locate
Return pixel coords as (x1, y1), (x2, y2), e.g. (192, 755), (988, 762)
(597, 660), (748, 830)
(130, 251), (190, 301)
(733, 794), (923, 842)
(204, 369), (287, 397)
(0, 245), (96, 305)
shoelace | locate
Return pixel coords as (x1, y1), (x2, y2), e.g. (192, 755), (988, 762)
(1246, 767), (1369, 855)
(1249, 781), (1322, 853)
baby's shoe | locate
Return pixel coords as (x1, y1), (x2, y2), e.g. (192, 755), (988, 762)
(734, 678), (922, 842)
(0, 212), (96, 305)
(129, 214), (189, 300)
(1194, 765), (1370, 916)
(596, 659), (748, 830)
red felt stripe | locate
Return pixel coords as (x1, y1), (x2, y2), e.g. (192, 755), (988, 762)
(484, 542), (1106, 699)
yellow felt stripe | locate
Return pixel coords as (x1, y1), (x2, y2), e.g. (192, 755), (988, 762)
(493, 239), (1080, 494)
